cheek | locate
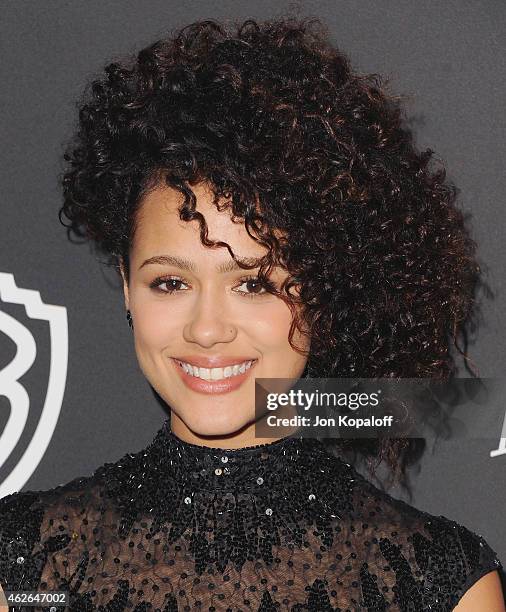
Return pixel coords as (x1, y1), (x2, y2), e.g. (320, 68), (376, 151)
(251, 303), (298, 351)
(133, 301), (180, 349)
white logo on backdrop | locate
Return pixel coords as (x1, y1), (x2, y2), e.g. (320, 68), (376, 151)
(0, 272), (68, 498)
(490, 412), (506, 457)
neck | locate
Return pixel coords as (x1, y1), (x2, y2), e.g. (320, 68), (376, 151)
(169, 409), (301, 449)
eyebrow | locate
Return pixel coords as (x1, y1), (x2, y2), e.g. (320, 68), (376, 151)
(138, 254), (265, 273)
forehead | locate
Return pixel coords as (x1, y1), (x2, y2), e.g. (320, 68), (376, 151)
(132, 181), (266, 259)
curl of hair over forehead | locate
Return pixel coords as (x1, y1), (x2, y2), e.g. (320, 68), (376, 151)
(59, 16), (483, 488)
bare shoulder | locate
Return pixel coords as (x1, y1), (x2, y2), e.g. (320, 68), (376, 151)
(0, 582), (7, 612)
(454, 569), (505, 611)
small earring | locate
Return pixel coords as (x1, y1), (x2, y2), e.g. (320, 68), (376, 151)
(126, 309), (134, 330)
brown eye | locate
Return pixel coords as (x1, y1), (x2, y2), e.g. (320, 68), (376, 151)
(162, 279), (183, 292)
(236, 276), (277, 298)
(149, 277), (188, 294)
(244, 279), (264, 293)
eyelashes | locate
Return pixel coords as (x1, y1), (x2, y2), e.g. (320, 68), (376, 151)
(148, 275), (277, 299)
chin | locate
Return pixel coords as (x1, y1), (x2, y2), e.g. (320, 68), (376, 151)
(181, 411), (254, 438)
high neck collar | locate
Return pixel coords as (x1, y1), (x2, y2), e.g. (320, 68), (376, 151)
(101, 417), (358, 565)
(147, 418), (330, 492)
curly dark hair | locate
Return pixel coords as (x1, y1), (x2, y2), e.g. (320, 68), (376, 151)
(59, 16), (483, 488)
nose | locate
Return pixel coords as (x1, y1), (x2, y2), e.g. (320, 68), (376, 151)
(183, 287), (237, 347)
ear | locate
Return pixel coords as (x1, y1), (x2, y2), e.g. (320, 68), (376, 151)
(119, 257), (130, 311)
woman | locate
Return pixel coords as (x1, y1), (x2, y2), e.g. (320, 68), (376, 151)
(0, 16), (504, 611)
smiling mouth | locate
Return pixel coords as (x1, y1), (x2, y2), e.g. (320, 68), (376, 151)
(172, 358), (258, 382)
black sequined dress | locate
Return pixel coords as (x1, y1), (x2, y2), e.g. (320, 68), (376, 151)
(0, 418), (502, 611)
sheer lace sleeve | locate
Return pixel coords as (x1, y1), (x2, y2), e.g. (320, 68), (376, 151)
(347, 472), (503, 611)
(0, 490), (47, 597)
(448, 518), (503, 608)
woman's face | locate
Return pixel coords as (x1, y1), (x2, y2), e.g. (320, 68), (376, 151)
(121, 181), (310, 446)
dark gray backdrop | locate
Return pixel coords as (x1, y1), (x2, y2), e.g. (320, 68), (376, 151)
(1, 0), (505, 568)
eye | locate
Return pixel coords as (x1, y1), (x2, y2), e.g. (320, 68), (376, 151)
(235, 276), (277, 298)
(149, 277), (189, 294)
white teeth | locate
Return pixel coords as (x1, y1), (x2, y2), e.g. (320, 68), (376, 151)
(177, 360), (254, 381)
(210, 367), (222, 381)
(198, 368), (211, 380)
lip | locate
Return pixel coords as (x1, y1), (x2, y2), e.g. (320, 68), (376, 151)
(171, 358), (258, 395)
(172, 355), (258, 368)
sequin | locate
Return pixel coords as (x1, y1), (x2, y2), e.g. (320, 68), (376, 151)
(0, 417), (502, 611)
